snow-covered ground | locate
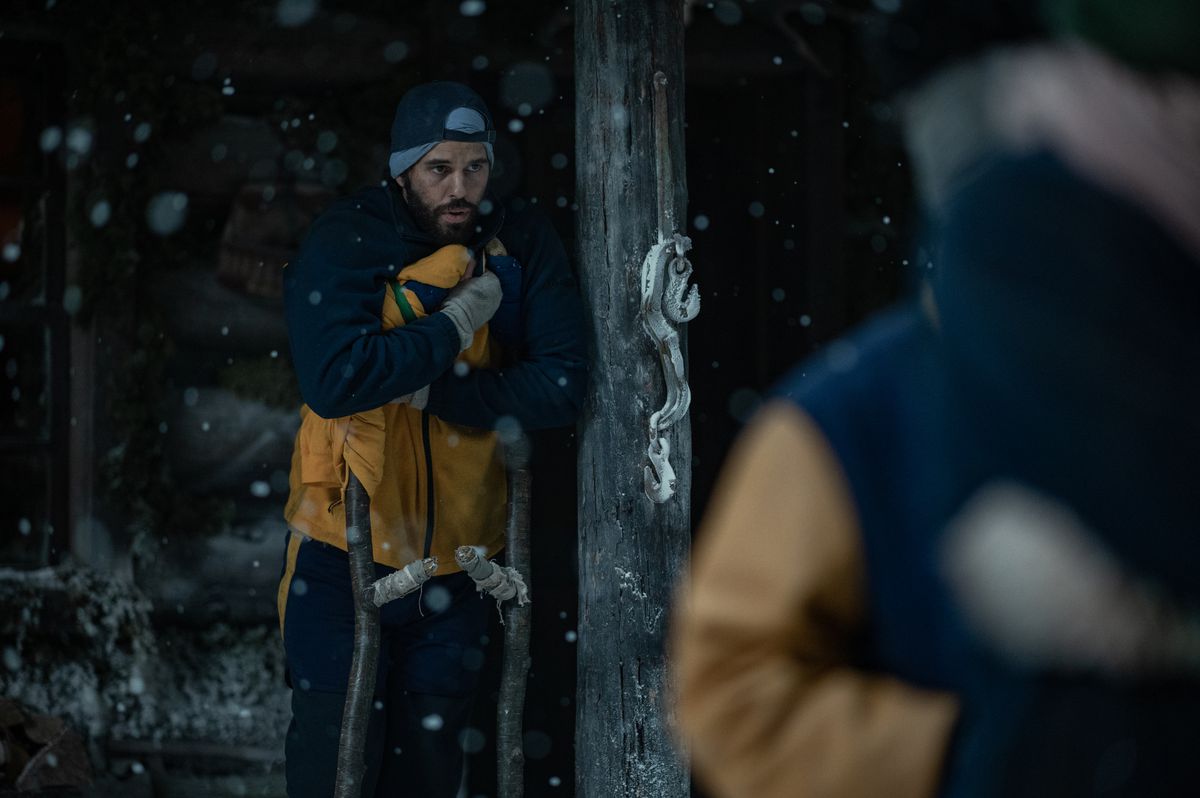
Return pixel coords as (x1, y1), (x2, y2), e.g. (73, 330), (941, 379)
(1, 564), (289, 795)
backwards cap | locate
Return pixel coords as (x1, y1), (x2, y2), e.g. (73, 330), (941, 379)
(388, 81), (496, 178)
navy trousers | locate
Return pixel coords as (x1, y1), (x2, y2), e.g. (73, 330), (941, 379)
(278, 532), (492, 797)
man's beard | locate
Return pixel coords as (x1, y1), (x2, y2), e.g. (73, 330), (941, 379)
(400, 177), (479, 245)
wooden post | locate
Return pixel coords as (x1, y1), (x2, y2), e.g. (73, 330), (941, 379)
(498, 439), (533, 798)
(575, 2), (691, 796)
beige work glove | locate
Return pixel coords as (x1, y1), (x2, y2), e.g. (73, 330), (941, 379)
(440, 270), (501, 351)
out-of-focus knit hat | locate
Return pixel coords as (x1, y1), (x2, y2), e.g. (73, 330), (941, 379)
(388, 81), (496, 179)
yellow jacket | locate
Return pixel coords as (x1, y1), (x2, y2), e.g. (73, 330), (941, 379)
(669, 401), (958, 798)
(283, 242), (509, 572)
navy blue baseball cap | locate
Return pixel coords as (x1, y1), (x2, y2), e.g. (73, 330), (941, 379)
(388, 81), (497, 178)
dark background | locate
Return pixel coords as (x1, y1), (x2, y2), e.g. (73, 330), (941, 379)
(0, 1), (911, 795)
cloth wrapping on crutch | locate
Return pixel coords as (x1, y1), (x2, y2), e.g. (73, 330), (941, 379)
(455, 546), (530, 606)
(370, 557), (438, 607)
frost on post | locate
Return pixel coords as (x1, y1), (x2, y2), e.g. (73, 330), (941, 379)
(454, 546), (529, 606)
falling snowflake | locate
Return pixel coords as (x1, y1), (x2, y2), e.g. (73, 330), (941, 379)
(39, 127), (63, 152)
(276, 0), (318, 27)
(494, 415), (523, 445)
(383, 41), (409, 64)
(713, 1), (742, 25)
(66, 126), (93, 155)
(458, 727), (486, 753)
(500, 62), (555, 114)
(146, 192), (189, 236)
(459, 0), (486, 17)
(62, 286), (83, 316)
(425, 585), (452, 613)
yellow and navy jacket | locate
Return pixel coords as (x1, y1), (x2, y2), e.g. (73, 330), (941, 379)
(671, 152), (1200, 798)
(282, 183), (586, 572)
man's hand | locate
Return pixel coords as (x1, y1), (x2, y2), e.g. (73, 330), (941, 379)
(440, 270), (501, 351)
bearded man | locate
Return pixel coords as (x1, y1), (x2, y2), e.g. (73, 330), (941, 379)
(277, 81), (586, 797)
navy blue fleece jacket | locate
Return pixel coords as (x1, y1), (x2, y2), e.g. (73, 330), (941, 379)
(283, 182), (587, 430)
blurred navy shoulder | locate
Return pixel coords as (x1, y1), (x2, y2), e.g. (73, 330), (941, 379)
(772, 303), (933, 413)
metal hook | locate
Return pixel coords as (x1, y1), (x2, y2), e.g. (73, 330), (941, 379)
(644, 435), (676, 504)
(639, 73), (700, 505)
(664, 234), (700, 325)
(641, 239), (695, 503)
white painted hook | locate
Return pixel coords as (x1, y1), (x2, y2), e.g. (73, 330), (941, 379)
(640, 234), (699, 503)
(644, 435), (676, 504)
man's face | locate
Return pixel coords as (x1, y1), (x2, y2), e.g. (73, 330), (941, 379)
(398, 141), (490, 245)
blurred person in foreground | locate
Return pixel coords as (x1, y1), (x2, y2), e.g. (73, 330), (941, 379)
(277, 81), (585, 796)
(669, 1), (1200, 796)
